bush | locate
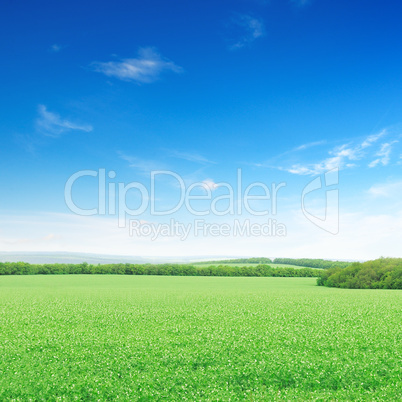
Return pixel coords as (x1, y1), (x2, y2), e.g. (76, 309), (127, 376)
(316, 258), (402, 289)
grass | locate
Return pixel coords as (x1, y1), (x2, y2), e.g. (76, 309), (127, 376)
(0, 275), (401, 400)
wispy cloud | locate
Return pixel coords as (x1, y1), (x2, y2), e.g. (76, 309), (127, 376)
(49, 44), (62, 52)
(368, 180), (402, 197)
(35, 105), (93, 138)
(92, 48), (183, 84)
(167, 150), (216, 165)
(14, 133), (38, 154)
(293, 140), (327, 151)
(368, 141), (398, 168)
(268, 131), (389, 176)
(285, 144), (361, 175)
(253, 140), (326, 169)
(230, 14), (265, 50)
(118, 151), (166, 175)
(290, 0), (312, 7)
(361, 130), (387, 148)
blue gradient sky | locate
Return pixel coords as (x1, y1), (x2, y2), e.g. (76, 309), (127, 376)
(1, 0), (402, 259)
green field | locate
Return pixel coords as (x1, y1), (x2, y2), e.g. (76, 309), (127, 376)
(0, 276), (401, 400)
(193, 262), (315, 269)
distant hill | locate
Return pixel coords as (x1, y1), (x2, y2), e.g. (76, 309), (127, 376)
(0, 252), (147, 265)
(0, 253), (358, 268)
(0, 252), (240, 265)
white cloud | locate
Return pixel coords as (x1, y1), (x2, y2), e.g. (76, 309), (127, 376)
(252, 140), (327, 170)
(50, 44), (62, 52)
(285, 165), (315, 175)
(361, 129), (386, 148)
(368, 141), (398, 168)
(202, 179), (219, 191)
(275, 130), (394, 176)
(167, 150), (216, 165)
(36, 105), (93, 138)
(118, 151), (166, 175)
(284, 144), (361, 175)
(368, 180), (402, 197)
(293, 140), (326, 151)
(92, 48), (183, 83)
(230, 15), (265, 50)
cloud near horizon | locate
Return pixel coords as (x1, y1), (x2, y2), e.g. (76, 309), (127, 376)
(368, 180), (402, 197)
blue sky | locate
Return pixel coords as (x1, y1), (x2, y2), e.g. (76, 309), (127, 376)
(1, 0), (402, 259)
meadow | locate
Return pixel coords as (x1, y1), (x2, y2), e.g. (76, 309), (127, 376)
(0, 276), (401, 400)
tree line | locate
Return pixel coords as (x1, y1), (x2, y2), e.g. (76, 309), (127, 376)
(317, 258), (402, 289)
(199, 257), (273, 265)
(0, 262), (319, 278)
(199, 257), (350, 269)
(273, 258), (350, 269)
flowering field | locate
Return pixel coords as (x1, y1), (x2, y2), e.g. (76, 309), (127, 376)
(0, 276), (401, 400)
